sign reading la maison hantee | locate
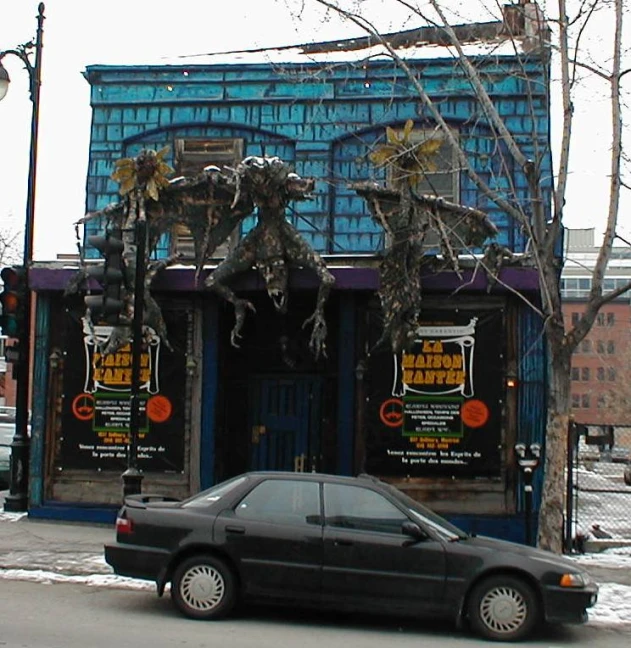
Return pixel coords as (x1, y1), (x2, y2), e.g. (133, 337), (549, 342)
(365, 308), (505, 479)
(58, 312), (187, 473)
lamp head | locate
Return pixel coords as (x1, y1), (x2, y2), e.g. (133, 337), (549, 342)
(0, 63), (10, 102)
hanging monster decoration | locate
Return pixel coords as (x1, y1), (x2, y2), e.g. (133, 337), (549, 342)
(202, 156), (334, 355)
(66, 150), (334, 359)
(353, 119), (499, 353)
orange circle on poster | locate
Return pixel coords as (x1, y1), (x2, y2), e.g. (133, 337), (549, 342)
(72, 393), (95, 421)
(146, 395), (173, 423)
(379, 398), (404, 428)
(461, 399), (490, 428)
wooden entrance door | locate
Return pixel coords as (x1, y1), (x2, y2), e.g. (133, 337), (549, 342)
(249, 375), (322, 472)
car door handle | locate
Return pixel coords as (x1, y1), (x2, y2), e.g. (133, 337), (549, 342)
(225, 525), (245, 534)
(333, 538), (353, 546)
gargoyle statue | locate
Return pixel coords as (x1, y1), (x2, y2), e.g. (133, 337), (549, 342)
(354, 120), (497, 353)
(68, 150), (334, 359)
(203, 156), (335, 359)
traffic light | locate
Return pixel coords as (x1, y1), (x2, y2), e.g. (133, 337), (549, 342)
(84, 228), (126, 325)
(0, 266), (27, 339)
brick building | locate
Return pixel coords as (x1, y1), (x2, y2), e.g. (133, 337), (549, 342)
(562, 228), (631, 453)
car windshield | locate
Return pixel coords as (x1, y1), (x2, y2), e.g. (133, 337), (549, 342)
(181, 475), (249, 508)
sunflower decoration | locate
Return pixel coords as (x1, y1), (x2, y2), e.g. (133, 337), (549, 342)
(111, 146), (174, 201)
(369, 119), (442, 187)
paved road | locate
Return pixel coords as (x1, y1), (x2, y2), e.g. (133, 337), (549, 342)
(2, 579), (631, 648)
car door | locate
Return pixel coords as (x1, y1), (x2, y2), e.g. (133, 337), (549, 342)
(321, 483), (446, 614)
(214, 477), (323, 602)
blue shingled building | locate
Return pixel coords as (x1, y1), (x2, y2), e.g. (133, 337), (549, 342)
(27, 11), (553, 541)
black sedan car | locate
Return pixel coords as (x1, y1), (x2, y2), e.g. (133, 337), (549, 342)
(105, 472), (597, 641)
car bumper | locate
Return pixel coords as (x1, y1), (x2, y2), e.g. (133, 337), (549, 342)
(542, 584), (598, 624)
(104, 542), (170, 582)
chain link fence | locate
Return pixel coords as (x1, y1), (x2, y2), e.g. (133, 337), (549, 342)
(567, 428), (631, 550)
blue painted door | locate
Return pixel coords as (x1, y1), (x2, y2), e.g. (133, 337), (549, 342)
(249, 375), (322, 472)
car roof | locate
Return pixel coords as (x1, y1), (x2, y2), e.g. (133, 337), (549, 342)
(244, 471), (383, 487)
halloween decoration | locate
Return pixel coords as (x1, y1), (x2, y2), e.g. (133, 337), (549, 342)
(68, 151), (334, 358)
(203, 156), (334, 358)
(354, 120), (498, 353)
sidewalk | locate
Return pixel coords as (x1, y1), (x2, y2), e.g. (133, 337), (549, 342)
(0, 512), (114, 576)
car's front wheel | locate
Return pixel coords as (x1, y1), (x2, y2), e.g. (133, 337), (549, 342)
(171, 554), (237, 620)
(467, 575), (539, 641)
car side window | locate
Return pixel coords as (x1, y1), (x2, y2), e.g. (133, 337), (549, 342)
(323, 484), (408, 534)
(234, 479), (321, 526)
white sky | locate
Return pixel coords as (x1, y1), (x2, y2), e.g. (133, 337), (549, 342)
(0, 0), (627, 261)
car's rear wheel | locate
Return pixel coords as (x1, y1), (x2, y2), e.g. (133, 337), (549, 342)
(467, 575), (539, 641)
(171, 554), (237, 620)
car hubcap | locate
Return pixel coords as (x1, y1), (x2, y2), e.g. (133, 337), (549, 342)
(479, 586), (527, 634)
(180, 565), (225, 611)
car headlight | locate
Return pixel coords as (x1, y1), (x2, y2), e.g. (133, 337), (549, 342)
(559, 572), (590, 588)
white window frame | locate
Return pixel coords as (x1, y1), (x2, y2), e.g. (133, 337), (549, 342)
(386, 126), (460, 202)
(171, 138), (245, 258)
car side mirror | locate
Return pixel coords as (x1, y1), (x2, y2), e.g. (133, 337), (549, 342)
(402, 520), (429, 540)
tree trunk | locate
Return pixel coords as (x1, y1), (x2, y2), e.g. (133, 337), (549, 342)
(537, 317), (572, 553)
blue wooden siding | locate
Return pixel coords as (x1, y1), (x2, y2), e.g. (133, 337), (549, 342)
(83, 55), (551, 257)
(516, 304), (548, 511)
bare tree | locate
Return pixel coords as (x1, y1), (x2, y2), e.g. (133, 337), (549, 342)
(309, 0), (627, 552)
(0, 219), (22, 267)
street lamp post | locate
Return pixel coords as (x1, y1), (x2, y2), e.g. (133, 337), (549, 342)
(0, 3), (45, 512)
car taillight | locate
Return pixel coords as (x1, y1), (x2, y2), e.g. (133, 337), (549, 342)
(116, 516), (134, 535)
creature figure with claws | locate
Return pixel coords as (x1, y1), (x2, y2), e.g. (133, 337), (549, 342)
(204, 156), (334, 358)
(70, 150), (334, 359)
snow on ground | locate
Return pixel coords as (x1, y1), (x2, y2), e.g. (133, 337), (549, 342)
(568, 546), (631, 628)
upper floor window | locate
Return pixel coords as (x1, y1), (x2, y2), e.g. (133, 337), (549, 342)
(571, 367), (591, 381)
(598, 340), (615, 354)
(572, 393), (590, 409)
(562, 277), (631, 300)
(603, 278), (631, 298)
(171, 138), (244, 258)
(580, 339), (592, 353)
(175, 138), (244, 176)
(571, 312), (580, 325)
(384, 127), (459, 202)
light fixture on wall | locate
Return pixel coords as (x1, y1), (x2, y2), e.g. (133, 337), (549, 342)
(355, 359), (366, 382)
(48, 348), (62, 370)
(186, 357), (198, 377)
(506, 373), (518, 389)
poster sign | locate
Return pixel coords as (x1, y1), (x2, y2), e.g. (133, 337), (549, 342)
(58, 311), (187, 472)
(365, 309), (504, 478)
